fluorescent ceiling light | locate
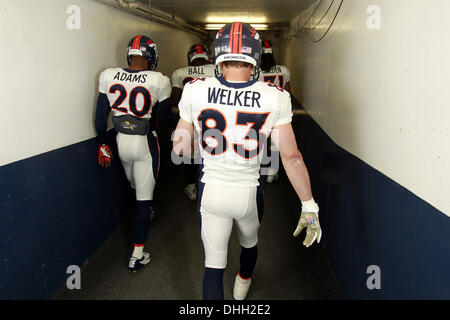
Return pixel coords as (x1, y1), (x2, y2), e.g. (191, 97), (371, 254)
(204, 24), (225, 30)
(204, 24), (269, 30)
(206, 16), (267, 24)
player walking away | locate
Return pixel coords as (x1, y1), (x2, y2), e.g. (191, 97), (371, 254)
(258, 39), (292, 183)
(259, 39), (291, 92)
(170, 44), (216, 201)
(95, 35), (171, 272)
(173, 23), (322, 300)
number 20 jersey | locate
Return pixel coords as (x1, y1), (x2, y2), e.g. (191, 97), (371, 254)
(179, 76), (293, 187)
(99, 68), (171, 119)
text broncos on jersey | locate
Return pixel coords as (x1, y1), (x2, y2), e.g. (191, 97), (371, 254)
(113, 71), (148, 84)
(208, 87), (261, 108)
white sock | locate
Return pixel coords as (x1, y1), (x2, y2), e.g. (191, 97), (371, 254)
(132, 245), (144, 259)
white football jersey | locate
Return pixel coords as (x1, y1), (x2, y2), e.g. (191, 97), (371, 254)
(179, 76), (293, 187)
(171, 64), (216, 89)
(99, 68), (171, 119)
(257, 65), (290, 89)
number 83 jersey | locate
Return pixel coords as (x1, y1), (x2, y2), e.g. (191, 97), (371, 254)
(179, 76), (293, 187)
(99, 68), (171, 119)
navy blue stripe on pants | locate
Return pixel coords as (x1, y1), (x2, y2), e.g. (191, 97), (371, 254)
(257, 174), (264, 223)
(197, 162), (205, 228)
(147, 131), (160, 181)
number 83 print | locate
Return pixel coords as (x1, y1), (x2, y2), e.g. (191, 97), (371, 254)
(197, 109), (270, 160)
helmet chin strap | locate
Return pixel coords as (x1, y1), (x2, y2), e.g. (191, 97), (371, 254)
(251, 67), (260, 81)
(215, 64), (222, 77)
(145, 57), (157, 71)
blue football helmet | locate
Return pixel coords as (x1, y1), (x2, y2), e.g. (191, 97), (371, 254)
(214, 22), (262, 67)
(127, 35), (158, 71)
(187, 44), (210, 65)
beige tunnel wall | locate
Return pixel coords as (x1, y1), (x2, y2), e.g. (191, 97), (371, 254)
(282, 0), (450, 216)
(0, 0), (202, 166)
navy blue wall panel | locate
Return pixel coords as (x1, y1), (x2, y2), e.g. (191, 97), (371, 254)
(0, 131), (133, 299)
(292, 99), (450, 299)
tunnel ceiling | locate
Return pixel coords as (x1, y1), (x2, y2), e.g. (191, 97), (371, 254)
(135, 0), (315, 25)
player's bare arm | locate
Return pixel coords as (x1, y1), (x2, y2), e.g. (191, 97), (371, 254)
(173, 118), (194, 157)
(170, 87), (182, 109)
(284, 82), (291, 93)
(272, 123), (322, 247)
(272, 123), (312, 201)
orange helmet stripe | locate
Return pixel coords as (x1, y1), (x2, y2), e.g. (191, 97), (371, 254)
(238, 22), (243, 54)
(229, 23), (236, 54)
(132, 35), (142, 50)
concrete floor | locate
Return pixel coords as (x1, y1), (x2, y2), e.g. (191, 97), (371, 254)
(55, 112), (343, 300)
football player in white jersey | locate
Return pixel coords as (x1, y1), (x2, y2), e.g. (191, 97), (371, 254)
(170, 44), (216, 201)
(258, 39), (291, 92)
(95, 35), (171, 272)
(258, 40), (292, 183)
(173, 23), (322, 300)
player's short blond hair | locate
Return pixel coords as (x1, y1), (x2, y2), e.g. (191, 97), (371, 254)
(222, 61), (253, 69)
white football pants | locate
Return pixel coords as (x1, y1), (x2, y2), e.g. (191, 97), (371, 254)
(199, 183), (264, 269)
(116, 131), (160, 201)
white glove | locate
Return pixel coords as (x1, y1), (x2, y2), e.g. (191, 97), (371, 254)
(293, 199), (322, 247)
